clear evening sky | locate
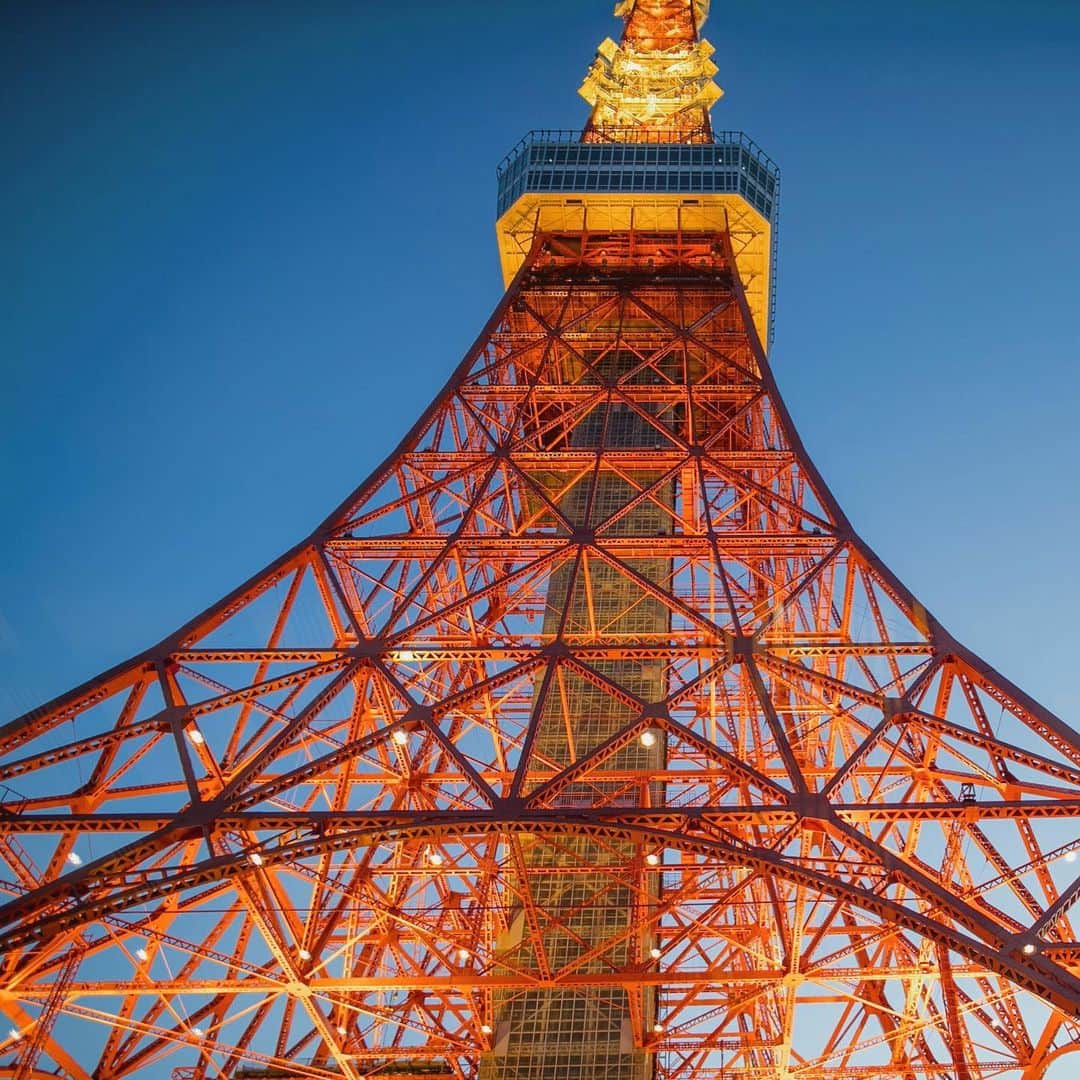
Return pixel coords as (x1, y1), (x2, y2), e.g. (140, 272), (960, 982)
(3, 1), (1078, 730)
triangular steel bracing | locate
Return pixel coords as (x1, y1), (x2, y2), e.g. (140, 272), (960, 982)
(1, 231), (1078, 1079)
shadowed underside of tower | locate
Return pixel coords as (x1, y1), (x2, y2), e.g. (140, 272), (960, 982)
(2, 3), (1079, 1079)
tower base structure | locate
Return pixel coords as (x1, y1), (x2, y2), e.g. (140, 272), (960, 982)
(0, 229), (1078, 1079)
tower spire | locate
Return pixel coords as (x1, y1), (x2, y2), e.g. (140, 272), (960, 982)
(580, 0), (722, 142)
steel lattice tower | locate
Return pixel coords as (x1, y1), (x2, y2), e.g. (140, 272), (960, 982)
(2, 3), (1079, 1079)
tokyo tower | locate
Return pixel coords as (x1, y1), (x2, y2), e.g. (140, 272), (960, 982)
(3, 2), (1080, 1078)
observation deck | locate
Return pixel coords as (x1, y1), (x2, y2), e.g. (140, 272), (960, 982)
(495, 129), (780, 346)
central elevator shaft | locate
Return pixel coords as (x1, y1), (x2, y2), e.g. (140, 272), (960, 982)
(480, 263), (678, 1080)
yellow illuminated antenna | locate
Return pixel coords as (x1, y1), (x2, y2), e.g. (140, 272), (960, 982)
(579, 0), (722, 142)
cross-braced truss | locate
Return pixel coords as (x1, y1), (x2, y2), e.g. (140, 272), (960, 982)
(1, 231), (1078, 1080)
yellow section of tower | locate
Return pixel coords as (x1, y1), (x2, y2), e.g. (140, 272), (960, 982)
(582, 0), (719, 141)
(578, 34), (722, 134)
(495, 193), (773, 347)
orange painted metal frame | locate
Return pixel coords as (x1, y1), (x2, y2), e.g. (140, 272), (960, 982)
(2, 2), (1079, 1078)
(0, 229), (1077, 1078)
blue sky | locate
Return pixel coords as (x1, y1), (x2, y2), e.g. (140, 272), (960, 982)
(3, 0), (1079, 728)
